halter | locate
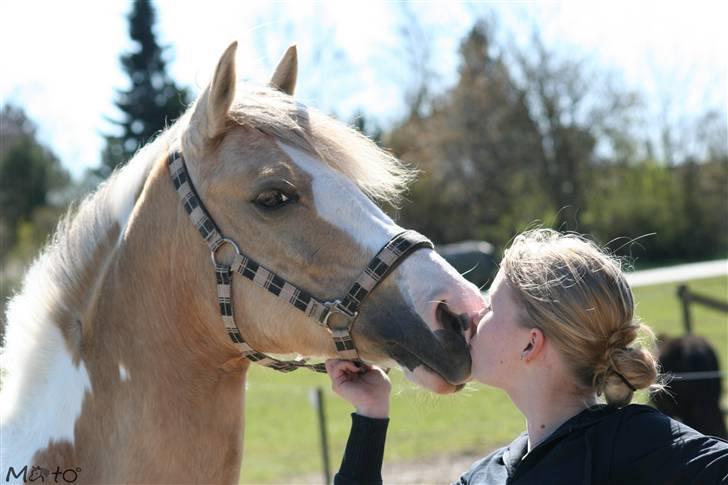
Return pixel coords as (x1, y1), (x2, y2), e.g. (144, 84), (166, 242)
(168, 151), (434, 373)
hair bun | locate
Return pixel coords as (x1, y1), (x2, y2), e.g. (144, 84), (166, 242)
(602, 344), (658, 407)
(606, 322), (639, 350)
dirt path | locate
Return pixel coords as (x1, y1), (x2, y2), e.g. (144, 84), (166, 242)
(380, 452), (482, 484)
(282, 451), (485, 484)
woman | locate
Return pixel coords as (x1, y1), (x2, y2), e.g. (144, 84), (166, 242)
(326, 229), (728, 484)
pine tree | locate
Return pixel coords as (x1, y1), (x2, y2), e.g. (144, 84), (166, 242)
(100, 0), (189, 176)
(393, 22), (545, 246)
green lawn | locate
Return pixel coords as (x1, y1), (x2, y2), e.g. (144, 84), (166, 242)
(240, 276), (727, 483)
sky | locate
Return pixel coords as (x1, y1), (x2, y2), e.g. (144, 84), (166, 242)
(1, 0), (726, 179)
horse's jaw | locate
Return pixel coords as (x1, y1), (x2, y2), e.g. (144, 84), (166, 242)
(403, 367), (465, 394)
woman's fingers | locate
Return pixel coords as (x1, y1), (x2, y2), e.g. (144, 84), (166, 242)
(325, 359), (360, 376)
(325, 359), (362, 389)
(324, 359), (392, 418)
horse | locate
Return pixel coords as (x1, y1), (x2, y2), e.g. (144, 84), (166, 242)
(0, 42), (485, 484)
(652, 334), (727, 439)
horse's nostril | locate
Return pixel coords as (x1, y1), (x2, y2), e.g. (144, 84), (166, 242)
(436, 302), (469, 334)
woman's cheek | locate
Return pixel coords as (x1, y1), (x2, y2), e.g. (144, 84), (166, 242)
(470, 342), (491, 383)
(470, 325), (489, 359)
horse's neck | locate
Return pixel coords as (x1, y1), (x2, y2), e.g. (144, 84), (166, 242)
(13, 159), (250, 484)
(82, 160), (250, 483)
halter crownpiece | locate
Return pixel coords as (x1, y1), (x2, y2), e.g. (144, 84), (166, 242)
(168, 151), (434, 373)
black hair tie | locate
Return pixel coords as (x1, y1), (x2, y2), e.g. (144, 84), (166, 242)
(613, 370), (637, 392)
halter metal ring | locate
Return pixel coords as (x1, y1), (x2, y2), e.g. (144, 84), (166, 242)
(210, 237), (242, 266)
(322, 300), (358, 331)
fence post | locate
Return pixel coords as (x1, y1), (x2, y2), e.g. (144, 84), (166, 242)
(677, 284), (693, 334)
(310, 387), (331, 484)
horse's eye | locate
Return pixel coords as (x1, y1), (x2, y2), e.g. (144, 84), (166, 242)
(255, 189), (293, 210)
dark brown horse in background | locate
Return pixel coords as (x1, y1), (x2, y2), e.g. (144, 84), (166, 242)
(653, 334), (727, 439)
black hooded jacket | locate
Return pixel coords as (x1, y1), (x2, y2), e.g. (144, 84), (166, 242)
(334, 404), (728, 485)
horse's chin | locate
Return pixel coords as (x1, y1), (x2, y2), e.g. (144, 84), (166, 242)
(402, 366), (467, 394)
(363, 355), (467, 394)
(373, 339), (471, 394)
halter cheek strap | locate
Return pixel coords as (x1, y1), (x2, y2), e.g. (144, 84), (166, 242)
(168, 151), (433, 373)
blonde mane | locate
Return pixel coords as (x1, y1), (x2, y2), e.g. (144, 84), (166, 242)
(1, 121), (181, 373)
(229, 84), (415, 206)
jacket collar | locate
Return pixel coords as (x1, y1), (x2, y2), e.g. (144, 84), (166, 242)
(502, 432), (529, 476)
(501, 405), (617, 477)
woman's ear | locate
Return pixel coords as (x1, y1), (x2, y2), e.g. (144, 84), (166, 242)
(521, 328), (545, 363)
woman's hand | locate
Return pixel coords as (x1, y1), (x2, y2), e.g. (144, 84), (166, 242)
(325, 359), (392, 419)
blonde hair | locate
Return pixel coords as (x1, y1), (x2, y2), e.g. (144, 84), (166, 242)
(501, 229), (659, 407)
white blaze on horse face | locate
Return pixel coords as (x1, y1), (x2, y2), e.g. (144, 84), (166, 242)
(277, 142), (401, 252)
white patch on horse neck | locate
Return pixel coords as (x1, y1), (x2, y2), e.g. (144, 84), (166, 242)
(107, 151), (156, 241)
(0, 320), (91, 470)
(110, 158), (149, 232)
(277, 142), (401, 253)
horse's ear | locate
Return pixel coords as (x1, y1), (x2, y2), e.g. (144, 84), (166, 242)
(191, 41), (238, 141)
(269, 45), (298, 96)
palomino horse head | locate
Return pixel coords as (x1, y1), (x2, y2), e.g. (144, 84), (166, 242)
(181, 42), (485, 392)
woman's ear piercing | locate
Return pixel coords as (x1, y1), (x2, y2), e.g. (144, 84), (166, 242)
(521, 342), (533, 360)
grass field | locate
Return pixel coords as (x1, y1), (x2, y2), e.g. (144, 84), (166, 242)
(239, 275), (728, 483)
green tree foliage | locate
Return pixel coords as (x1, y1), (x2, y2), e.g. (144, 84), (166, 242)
(100, 0), (189, 176)
(0, 104), (71, 339)
(389, 23), (548, 247)
(0, 104), (69, 261)
(516, 35), (643, 231)
(387, 21), (726, 263)
(583, 159), (683, 259)
(580, 107), (727, 262)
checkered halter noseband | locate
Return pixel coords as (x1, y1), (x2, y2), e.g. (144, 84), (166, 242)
(168, 151), (434, 373)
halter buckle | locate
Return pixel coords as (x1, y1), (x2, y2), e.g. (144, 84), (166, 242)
(210, 237), (241, 266)
(322, 300), (358, 331)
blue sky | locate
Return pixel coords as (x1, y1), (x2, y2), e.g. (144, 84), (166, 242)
(1, 0), (726, 179)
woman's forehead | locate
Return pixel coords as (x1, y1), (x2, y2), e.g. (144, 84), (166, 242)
(490, 269), (517, 305)
(490, 269), (507, 293)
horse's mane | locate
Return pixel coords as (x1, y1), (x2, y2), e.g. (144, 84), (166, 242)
(229, 84), (415, 206)
(1, 120), (182, 373)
